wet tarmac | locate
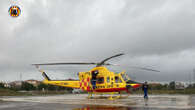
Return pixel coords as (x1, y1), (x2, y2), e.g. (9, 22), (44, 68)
(0, 94), (195, 110)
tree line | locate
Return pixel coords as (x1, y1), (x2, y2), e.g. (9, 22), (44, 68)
(1, 81), (195, 91)
(0, 82), (73, 92)
(149, 81), (195, 90)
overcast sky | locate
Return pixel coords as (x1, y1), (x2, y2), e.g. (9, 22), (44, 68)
(0, 0), (194, 82)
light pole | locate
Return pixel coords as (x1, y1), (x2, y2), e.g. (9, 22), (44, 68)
(193, 69), (195, 83)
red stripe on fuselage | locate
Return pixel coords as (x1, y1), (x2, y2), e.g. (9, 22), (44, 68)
(94, 88), (127, 92)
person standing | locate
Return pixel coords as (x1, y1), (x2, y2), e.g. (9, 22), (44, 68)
(142, 81), (149, 99)
(91, 70), (98, 90)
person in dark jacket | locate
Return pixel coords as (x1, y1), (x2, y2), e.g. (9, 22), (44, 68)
(142, 81), (149, 99)
(91, 70), (98, 90)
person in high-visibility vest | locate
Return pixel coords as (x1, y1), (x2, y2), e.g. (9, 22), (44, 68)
(91, 71), (98, 90)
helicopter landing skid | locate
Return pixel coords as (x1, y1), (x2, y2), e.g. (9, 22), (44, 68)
(87, 92), (129, 100)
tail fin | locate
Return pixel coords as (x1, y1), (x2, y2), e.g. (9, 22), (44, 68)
(35, 65), (51, 81)
(42, 72), (51, 81)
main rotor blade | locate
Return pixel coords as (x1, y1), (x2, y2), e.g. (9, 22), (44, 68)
(129, 66), (160, 72)
(97, 53), (124, 66)
(109, 64), (160, 72)
(32, 62), (97, 66)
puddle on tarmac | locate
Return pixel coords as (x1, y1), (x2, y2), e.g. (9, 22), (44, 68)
(72, 105), (178, 110)
(73, 105), (133, 110)
(0, 101), (194, 110)
(0, 95), (194, 110)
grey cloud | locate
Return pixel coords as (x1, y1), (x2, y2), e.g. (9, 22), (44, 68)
(0, 0), (194, 82)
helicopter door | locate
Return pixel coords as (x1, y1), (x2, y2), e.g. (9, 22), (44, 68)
(114, 75), (123, 88)
(110, 77), (114, 88)
(96, 77), (105, 89)
(106, 76), (112, 89)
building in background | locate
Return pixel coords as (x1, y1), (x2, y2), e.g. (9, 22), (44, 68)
(9, 81), (22, 88)
(25, 79), (41, 87)
(175, 82), (185, 90)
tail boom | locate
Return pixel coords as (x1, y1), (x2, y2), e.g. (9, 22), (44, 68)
(43, 80), (80, 88)
(37, 67), (80, 88)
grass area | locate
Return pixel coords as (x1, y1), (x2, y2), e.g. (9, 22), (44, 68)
(132, 89), (195, 95)
(0, 88), (26, 96)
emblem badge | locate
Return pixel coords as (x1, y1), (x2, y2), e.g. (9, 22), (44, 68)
(8, 5), (21, 17)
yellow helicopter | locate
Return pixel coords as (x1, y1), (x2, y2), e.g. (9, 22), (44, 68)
(33, 53), (159, 99)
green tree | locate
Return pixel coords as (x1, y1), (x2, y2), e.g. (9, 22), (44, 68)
(163, 84), (168, 89)
(169, 81), (175, 90)
(37, 83), (48, 90)
(0, 83), (4, 88)
(193, 83), (195, 88)
(21, 82), (36, 91)
(66, 88), (73, 93)
(37, 83), (73, 92)
(150, 84), (165, 90)
(47, 85), (57, 91)
(187, 84), (193, 89)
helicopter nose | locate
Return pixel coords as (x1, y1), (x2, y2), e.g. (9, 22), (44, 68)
(126, 83), (141, 89)
(132, 84), (141, 89)
(126, 80), (142, 89)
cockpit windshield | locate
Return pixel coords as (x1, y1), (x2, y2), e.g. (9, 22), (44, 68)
(121, 73), (129, 81)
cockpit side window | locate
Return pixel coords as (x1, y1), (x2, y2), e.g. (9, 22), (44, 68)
(121, 73), (129, 81)
(119, 77), (122, 83)
(115, 76), (119, 83)
(115, 76), (122, 83)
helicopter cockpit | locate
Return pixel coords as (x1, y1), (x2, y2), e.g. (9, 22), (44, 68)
(121, 72), (130, 81)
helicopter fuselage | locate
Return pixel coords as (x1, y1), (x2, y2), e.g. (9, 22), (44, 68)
(42, 66), (141, 93)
